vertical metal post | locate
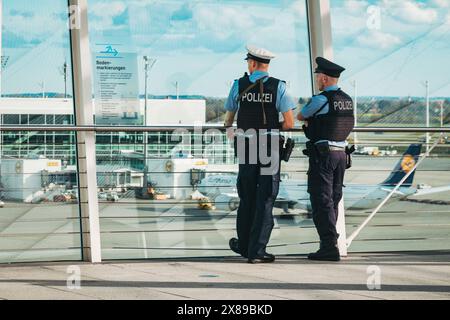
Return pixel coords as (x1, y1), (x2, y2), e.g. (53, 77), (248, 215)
(69, 0), (102, 263)
(62, 61), (68, 99)
(142, 56), (155, 194)
(307, 0), (334, 94)
(143, 56), (149, 194)
(307, 0), (347, 256)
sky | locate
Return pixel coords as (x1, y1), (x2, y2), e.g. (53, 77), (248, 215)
(330, 0), (450, 98)
(1, 0), (449, 98)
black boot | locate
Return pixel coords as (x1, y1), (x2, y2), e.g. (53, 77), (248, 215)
(229, 238), (248, 258)
(308, 244), (340, 261)
(248, 253), (275, 264)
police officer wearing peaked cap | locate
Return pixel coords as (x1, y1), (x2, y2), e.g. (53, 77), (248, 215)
(297, 57), (354, 262)
(223, 45), (296, 263)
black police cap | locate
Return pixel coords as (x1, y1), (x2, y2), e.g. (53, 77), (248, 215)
(314, 57), (345, 78)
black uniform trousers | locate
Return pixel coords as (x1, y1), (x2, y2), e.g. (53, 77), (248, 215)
(235, 135), (280, 259)
(307, 150), (347, 248)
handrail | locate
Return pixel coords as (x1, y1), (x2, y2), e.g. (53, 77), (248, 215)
(0, 125), (449, 133)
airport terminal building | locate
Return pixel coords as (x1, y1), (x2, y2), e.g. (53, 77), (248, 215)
(0, 97), (210, 162)
(0, 0), (449, 265)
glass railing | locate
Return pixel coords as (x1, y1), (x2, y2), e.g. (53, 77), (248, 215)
(0, 131), (82, 263)
(94, 129), (450, 259)
(0, 126), (449, 263)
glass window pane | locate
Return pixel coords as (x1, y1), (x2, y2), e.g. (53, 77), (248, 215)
(0, 0), (81, 263)
(330, 1), (450, 253)
(88, 0), (312, 260)
(330, 0), (450, 128)
(3, 114), (19, 124)
(45, 115), (55, 125)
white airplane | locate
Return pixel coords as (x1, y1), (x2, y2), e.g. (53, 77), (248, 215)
(198, 144), (450, 212)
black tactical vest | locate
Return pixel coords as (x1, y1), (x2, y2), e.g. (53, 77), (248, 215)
(236, 75), (280, 131)
(305, 89), (354, 142)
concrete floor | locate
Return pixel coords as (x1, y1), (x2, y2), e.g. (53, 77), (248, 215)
(0, 251), (449, 300)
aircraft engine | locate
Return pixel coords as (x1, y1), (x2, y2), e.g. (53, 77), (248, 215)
(214, 194), (240, 212)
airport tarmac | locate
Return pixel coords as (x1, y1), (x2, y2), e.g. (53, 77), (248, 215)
(96, 201), (450, 261)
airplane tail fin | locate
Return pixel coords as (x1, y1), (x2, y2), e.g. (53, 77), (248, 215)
(381, 144), (422, 187)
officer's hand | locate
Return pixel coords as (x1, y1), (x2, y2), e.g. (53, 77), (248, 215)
(226, 127), (235, 140)
(281, 110), (295, 131)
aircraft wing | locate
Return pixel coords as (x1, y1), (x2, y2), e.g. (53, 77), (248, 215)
(410, 185), (450, 197)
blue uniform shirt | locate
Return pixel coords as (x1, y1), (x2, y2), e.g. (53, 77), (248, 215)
(224, 70), (296, 115)
(301, 85), (347, 148)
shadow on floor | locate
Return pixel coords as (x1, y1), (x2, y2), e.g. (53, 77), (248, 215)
(0, 279), (449, 293)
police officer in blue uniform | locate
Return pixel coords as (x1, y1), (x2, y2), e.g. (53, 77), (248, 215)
(297, 57), (354, 261)
(224, 45), (296, 263)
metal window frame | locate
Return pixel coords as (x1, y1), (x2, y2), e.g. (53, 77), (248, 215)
(68, 0), (101, 263)
(1, 125), (449, 133)
(3, 0), (446, 264)
(306, 0), (348, 256)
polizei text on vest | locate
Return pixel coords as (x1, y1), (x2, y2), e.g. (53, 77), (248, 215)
(242, 92), (273, 103)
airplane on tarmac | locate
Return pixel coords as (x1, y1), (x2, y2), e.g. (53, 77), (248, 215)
(197, 144), (450, 212)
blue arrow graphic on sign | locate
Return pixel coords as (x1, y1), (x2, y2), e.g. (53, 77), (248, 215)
(100, 45), (119, 56)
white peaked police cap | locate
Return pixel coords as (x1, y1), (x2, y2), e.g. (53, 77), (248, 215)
(245, 44), (276, 64)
